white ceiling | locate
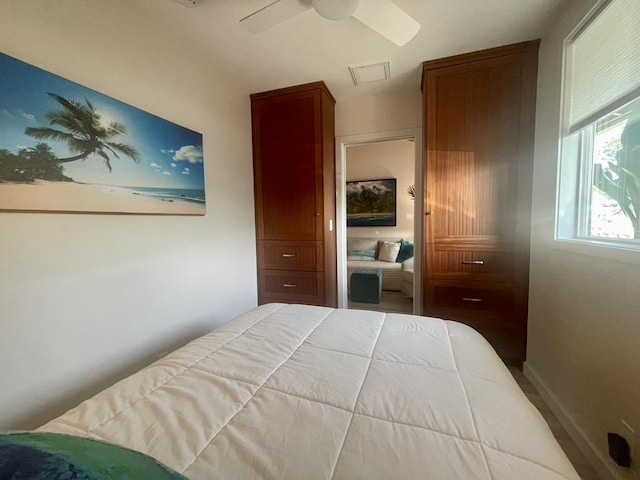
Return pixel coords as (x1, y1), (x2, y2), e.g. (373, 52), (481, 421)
(154, 0), (565, 101)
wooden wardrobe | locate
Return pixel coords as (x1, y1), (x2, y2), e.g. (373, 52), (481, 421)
(251, 81), (337, 307)
(421, 41), (539, 364)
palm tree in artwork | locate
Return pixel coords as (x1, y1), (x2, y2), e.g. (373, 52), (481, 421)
(24, 93), (140, 172)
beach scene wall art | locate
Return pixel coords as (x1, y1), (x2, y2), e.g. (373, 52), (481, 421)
(346, 178), (397, 227)
(0, 52), (205, 215)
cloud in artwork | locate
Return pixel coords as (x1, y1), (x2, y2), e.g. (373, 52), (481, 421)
(161, 149), (175, 154)
(150, 162), (162, 169)
(19, 111), (35, 121)
(346, 181), (392, 195)
(171, 163), (177, 168)
(163, 171), (171, 176)
(1, 109), (35, 121)
(173, 145), (203, 164)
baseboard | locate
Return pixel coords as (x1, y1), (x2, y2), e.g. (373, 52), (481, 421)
(523, 362), (621, 480)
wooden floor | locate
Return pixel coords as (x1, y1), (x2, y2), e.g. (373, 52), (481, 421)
(509, 367), (601, 479)
(348, 290), (414, 314)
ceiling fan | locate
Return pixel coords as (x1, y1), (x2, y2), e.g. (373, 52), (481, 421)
(240, 0), (421, 46)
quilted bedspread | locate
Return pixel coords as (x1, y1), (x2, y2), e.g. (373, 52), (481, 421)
(39, 303), (579, 479)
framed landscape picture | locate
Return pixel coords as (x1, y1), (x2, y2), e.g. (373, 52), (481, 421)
(346, 178), (397, 227)
(0, 52), (205, 215)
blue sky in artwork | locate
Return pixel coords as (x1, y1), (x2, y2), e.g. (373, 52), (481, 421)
(0, 53), (205, 190)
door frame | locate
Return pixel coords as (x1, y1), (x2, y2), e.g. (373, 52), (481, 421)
(335, 128), (424, 313)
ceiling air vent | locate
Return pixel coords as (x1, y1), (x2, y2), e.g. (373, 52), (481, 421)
(349, 61), (391, 86)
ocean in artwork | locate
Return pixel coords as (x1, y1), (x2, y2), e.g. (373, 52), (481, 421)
(128, 186), (206, 205)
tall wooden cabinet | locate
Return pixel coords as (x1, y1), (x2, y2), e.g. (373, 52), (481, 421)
(422, 41), (539, 364)
(251, 82), (337, 307)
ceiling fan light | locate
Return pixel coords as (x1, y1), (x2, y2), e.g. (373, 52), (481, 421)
(312, 0), (360, 20)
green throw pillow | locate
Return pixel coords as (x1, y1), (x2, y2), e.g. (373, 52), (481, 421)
(396, 239), (414, 263)
(0, 432), (186, 479)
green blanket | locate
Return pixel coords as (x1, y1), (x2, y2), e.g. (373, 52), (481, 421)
(0, 432), (186, 479)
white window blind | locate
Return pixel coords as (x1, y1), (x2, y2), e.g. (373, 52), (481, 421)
(567, 0), (640, 133)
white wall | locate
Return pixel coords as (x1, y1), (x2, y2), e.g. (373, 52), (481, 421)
(0, 1), (257, 429)
(346, 139), (415, 240)
(335, 90), (422, 137)
(527, 1), (640, 479)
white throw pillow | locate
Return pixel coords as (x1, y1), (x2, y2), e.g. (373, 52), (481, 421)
(377, 241), (401, 263)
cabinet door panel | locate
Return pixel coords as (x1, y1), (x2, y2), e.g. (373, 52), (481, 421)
(253, 93), (322, 241)
(425, 56), (523, 244)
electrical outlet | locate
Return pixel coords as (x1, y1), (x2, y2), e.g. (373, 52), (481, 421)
(609, 433), (632, 467)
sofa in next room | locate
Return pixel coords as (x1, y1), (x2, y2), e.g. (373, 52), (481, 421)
(346, 238), (415, 298)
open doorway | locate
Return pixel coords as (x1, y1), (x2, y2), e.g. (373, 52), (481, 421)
(335, 129), (423, 314)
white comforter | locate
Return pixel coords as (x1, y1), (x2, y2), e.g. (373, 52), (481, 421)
(40, 303), (579, 479)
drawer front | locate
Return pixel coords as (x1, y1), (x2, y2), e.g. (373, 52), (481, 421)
(430, 285), (515, 314)
(457, 319), (526, 364)
(424, 282), (527, 363)
(258, 270), (325, 304)
(259, 242), (322, 271)
(429, 248), (516, 281)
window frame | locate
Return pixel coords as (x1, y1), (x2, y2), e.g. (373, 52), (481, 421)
(555, 0), (640, 260)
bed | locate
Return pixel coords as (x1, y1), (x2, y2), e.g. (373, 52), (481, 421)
(38, 303), (580, 479)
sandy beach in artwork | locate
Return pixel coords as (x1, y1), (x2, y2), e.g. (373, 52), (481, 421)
(0, 181), (205, 215)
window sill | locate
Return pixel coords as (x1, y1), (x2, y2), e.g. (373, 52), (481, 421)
(553, 238), (640, 266)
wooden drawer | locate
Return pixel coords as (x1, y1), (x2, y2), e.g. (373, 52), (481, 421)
(258, 270), (325, 304)
(429, 248), (516, 282)
(259, 242), (322, 271)
(430, 285), (515, 314)
(456, 319), (526, 365)
(424, 281), (527, 363)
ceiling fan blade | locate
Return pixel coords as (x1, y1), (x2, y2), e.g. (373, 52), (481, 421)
(352, 0), (420, 46)
(240, 0), (312, 33)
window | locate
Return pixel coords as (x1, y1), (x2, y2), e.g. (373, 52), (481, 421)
(557, 0), (640, 247)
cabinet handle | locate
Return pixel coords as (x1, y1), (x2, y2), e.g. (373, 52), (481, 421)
(462, 260), (484, 265)
(282, 253), (296, 258)
(462, 297), (483, 302)
(425, 210), (434, 216)
(282, 284), (297, 288)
